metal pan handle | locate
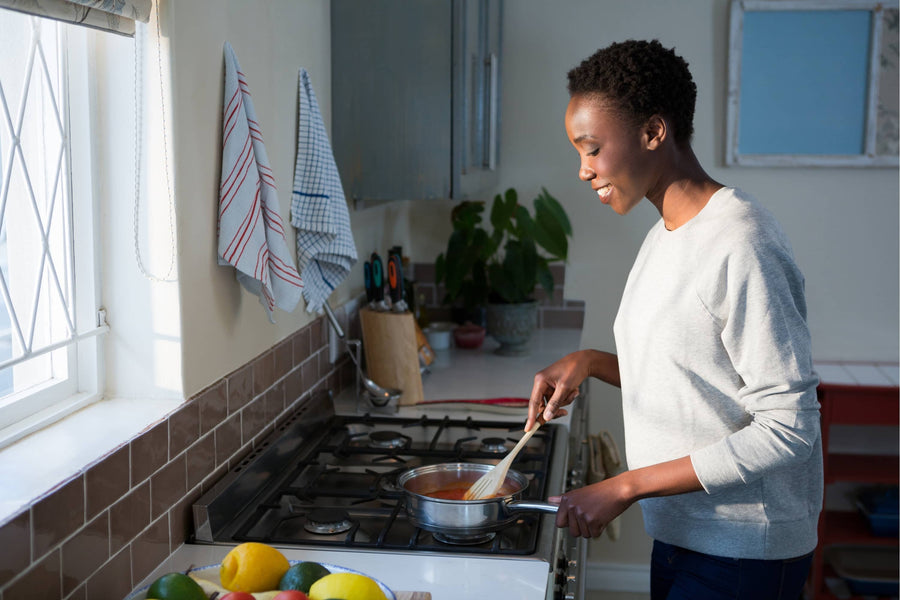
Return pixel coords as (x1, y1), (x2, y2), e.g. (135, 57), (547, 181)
(505, 500), (559, 514)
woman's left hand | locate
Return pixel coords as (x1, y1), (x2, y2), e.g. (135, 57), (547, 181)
(549, 476), (634, 538)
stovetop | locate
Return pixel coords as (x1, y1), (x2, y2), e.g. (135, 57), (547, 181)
(192, 391), (565, 558)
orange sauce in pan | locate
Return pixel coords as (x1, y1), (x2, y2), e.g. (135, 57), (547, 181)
(424, 484), (507, 500)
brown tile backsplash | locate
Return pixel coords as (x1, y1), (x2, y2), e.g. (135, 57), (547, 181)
(130, 515), (170, 587)
(168, 402), (200, 459)
(32, 476), (84, 561)
(252, 350), (275, 396)
(185, 433), (215, 491)
(61, 512), (109, 596)
(214, 412), (243, 466)
(0, 512), (29, 587)
(84, 546), (130, 600)
(197, 380), (227, 435)
(150, 456), (186, 520)
(274, 340), (292, 379)
(130, 422), (168, 487)
(0, 315), (345, 600)
(292, 327), (311, 366)
(109, 482), (151, 556)
(5, 547), (61, 600)
(85, 446), (130, 521)
(240, 395), (267, 444)
(226, 364), (253, 414)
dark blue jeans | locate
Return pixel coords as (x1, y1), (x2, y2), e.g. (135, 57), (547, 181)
(651, 540), (813, 600)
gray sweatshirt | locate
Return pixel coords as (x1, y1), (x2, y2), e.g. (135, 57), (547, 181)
(613, 187), (822, 560)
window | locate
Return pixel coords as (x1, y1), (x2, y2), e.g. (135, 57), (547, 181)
(0, 11), (105, 445)
(726, 0), (899, 167)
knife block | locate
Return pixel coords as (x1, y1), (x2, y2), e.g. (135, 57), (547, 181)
(359, 307), (423, 405)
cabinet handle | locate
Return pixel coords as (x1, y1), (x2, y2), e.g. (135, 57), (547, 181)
(485, 52), (499, 171)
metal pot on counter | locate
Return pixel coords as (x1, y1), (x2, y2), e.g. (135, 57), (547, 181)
(397, 463), (559, 542)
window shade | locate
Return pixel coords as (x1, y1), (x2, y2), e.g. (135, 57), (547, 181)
(0, 0), (150, 36)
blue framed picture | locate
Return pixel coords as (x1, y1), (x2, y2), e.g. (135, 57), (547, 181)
(726, 0), (899, 167)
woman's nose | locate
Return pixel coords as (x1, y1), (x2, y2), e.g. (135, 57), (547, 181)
(578, 165), (595, 181)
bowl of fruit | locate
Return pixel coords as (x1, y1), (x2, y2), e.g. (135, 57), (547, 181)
(134, 542), (395, 600)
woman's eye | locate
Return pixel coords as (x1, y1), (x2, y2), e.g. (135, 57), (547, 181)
(587, 148), (599, 157)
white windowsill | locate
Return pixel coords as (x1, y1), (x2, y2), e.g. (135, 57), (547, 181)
(0, 396), (182, 524)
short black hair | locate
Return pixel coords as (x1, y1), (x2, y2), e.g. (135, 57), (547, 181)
(567, 39), (697, 146)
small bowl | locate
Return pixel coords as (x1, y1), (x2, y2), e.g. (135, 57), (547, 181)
(453, 324), (485, 349)
(424, 321), (454, 350)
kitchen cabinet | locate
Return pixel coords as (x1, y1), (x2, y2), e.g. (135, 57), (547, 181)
(806, 362), (899, 600)
(331, 0), (502, 205)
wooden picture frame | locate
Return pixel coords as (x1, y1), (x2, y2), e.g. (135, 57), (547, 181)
(726, 0), (899, 167)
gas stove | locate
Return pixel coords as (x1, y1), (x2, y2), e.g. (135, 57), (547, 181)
(192, 390), (588, 599)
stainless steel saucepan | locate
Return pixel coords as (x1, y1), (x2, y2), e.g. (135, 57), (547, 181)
(397, 463), (558, 539)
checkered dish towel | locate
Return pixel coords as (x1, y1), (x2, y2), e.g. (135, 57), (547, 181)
(291, 68), (358, 314)
(217, 42), (303, 323)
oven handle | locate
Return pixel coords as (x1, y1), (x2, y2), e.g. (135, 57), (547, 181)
(575, 533), (588, 599)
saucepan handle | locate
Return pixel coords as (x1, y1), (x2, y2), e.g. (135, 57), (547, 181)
(505, 500), (559, 514)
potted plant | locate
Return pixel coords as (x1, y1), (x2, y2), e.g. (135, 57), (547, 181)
(435, 188), (572, 355)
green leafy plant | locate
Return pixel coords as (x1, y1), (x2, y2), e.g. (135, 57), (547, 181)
(435, 188), (572, 311)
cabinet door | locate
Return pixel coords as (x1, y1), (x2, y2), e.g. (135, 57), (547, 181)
(452, 0), (502, 200)
(331, 0), (453, 202)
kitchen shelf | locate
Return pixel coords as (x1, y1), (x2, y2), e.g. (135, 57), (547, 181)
(821, 510), (899, 547)
(818, 563), (897, 600)
(807, 362), (899, 600)
(825, 454), (899, 484)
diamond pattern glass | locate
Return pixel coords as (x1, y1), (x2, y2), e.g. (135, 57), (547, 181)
(0, 12), (75, 396)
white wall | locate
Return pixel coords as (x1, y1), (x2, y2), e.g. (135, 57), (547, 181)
(166, 1), (418, 396)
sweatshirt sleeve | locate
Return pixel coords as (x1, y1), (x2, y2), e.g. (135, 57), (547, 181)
(689, 226), (821, 495)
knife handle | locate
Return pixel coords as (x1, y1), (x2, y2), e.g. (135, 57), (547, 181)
(363, 261), (374, 303)
(371, 253), (384, 301)
(388, 254), (403, 304)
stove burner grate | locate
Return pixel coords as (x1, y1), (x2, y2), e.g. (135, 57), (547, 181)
(433, 531), (496, 545)
(368, 430), (410, 449)
(480, 437), (510, 453)
(303, 508), (354, 535)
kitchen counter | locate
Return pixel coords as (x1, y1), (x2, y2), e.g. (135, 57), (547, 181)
(338, 327), (583, 427)
(129, 328), (583, 600)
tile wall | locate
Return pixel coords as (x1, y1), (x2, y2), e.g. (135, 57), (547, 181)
(0, 316), (353, 600)
(411, 262), (585, 329)
(0, 263), (579, 600)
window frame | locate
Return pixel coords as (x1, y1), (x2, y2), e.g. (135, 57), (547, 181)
(0, 16), (105, 448)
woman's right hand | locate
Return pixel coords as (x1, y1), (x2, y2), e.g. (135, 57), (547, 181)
(526, 350), (594, 430)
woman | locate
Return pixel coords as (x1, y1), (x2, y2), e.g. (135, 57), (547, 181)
(526, 40), (822, 599)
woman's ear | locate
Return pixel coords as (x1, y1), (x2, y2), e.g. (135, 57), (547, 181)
(644, 114), (667, 150)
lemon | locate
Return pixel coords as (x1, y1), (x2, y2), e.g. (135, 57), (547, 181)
(308, 572), (388, 600)
(220, 542), (291, 592)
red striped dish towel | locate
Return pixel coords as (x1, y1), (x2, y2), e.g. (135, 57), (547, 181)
(217, 42), (302, 323)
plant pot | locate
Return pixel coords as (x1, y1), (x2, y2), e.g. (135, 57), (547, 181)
(485, 301), (538, 356)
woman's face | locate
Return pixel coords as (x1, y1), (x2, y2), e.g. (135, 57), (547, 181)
(564, 94), (657, 215)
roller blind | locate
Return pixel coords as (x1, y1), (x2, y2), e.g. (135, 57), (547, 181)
(0, 0), (150, 36)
